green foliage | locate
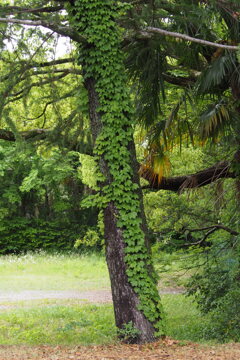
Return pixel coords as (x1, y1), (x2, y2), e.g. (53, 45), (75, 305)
(144, 146), (218, 248)
(74, 228), (102, 249)
(117, 321), (141, 343)
(78, 154), (102, 191)
(0, 217), (82, 254)
(206, 288), (240, 342)
(196, 54), (238, 95)
(186, 236), (240, 341)
(0, 141), (101, 253)
(67, 0), (164, 335)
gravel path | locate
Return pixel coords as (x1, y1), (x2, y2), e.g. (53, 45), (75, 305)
(0, 289), (112, 304)
(0, 287), (183, 309)
(0, 290), (112, 309)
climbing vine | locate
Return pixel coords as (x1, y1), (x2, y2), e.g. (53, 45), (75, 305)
(68, 0), (164, 335)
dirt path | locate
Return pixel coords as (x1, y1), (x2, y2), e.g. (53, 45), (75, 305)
(0, 287), (183, 309)
(0, 340), (239, 360)
(0, 289), (113, 305)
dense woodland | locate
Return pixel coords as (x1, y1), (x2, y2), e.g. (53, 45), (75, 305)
(0, 0), (240, 343)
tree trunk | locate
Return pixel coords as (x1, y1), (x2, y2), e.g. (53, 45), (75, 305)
(85, 77), (160, 343)
(68, 0), (164, 343)
(104, 202), (156, 343)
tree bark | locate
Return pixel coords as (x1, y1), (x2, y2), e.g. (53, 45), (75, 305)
(104, 201), (156, 343)
(142, 160), (235, 192)
(85, 77), (159, 343)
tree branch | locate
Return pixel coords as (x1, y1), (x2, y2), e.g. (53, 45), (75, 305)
(0, 58), (76, 82)
(0, 5), (64, 14)
(0, 17), (85, 43)
(139, 27), (239, 51)
(31, 57), (75, 67)
(0, 127), (93, 155)
(24, 68), (81, 77)
(0, 128), (50, 142)
(183, 224), (239, 246)
(142, 161), (235, 192)
(8, 70), (74, 100)
(185, 225), (239, 236)
(162, 73), (196, 87)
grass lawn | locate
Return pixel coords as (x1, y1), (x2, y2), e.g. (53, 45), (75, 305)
(0, 253), (212, 345)
(0, 295), (211, 345)
(0, 252), (110, 291)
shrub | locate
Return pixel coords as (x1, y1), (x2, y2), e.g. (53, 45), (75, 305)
(206, 288), (240, 341)
(0, 217), (86, 254)
(186, 237), (240, 341)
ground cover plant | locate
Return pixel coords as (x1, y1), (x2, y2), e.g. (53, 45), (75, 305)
(0, 303), (115, 345)
(0, 294), (212, 345)
(0, 296), (211, 346)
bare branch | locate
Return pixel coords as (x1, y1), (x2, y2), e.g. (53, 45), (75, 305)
(185, 225), (239, 236)
(183, 224), (239, 246)
(0, 17), (85, 43)
(139, 27), (239, 51)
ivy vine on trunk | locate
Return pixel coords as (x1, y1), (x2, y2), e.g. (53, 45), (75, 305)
(67, 0), (165, 343)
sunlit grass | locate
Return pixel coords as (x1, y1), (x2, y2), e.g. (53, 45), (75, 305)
(0, 252), (110, 291)
(0, 251), (190, 292)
